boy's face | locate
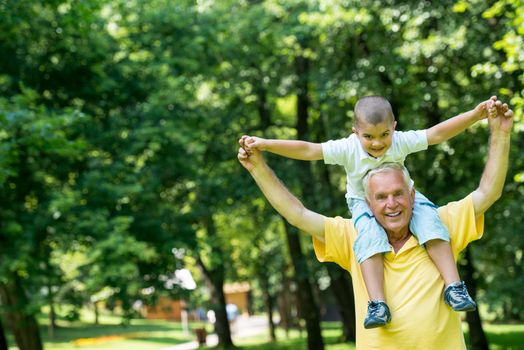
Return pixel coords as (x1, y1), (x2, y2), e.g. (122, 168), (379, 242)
(352, 120), (396, 158)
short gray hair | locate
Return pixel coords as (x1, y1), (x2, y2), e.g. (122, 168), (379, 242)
(363, 162), (413, 199)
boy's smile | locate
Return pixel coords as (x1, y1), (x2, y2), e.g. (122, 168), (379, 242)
(353, 120), (396, 158)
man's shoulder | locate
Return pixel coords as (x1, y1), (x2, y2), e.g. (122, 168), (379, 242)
(437, 195), (472, 218)
(437, 194), (484, 254)
(316, 216), (356, 271)
(325, 215), (353, 224)
(324, 216), (356, 236)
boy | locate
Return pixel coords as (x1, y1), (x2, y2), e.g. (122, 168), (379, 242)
(240, 95), (497, 329)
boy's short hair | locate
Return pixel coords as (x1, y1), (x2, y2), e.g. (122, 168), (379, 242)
(363, 162), (413, 199)
(354, 96), (395, 126)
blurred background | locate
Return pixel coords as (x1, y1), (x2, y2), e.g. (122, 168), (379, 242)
(0, 0), (523, 349)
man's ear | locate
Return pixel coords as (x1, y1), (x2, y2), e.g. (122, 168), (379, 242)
(393, 121), (397, 130)
(352, 126), (358, 134)
(410, 187), (416, 207)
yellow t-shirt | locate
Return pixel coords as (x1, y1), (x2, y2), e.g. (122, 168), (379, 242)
(313, 194), (484, 350)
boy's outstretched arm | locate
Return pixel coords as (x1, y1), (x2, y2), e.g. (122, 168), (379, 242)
(426, 96), (497, 145)
(240, 135), (323, 160)
(238, 138), (326, 241)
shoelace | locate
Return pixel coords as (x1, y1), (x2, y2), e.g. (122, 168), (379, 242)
(448, 285), (467, 298)
(368, 301), (384, 316)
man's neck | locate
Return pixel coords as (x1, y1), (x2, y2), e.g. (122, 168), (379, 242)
(388, 230), (412, 253)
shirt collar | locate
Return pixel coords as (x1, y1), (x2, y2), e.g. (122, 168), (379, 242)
(384, 235), (419, 260)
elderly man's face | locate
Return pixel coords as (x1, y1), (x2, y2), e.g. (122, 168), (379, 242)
(366, 169), (415, 236)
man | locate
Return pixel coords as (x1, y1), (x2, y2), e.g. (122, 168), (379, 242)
(237, 101), (513, 349)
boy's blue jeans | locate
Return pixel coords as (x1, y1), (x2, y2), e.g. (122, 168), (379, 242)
(349, 191), (450, 264)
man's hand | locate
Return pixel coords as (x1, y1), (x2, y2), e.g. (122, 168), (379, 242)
(489, 99), (514, 134)
(238, 137), (264, 172)
(237, 136), (326, 242)
(472, 95), (498, 120)
(239, 135), (267, 154)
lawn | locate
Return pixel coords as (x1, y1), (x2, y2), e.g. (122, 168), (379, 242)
(231, 323), (356, 350)
(215, 322), (524, 350)
(5, 316), (524, 350)
(7, 312), (196, 350)
(479, 323), (524, 350)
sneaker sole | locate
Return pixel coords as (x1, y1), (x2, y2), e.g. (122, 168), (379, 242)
(364, 322), (387, 329)
(454, 305), (477, 312)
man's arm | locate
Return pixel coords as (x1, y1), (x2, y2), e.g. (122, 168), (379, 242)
(240, 135), (323, 160)
(237, 141), (326, 241)
(426, 96), (497, 145)
(471, 100), (513, 217)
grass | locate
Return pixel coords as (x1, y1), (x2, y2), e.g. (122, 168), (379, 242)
(5, 314), (524, 350)
(230, 323), (356, 350)
(480, 323), (524, 350)
(40, 319), (193, 350)
(226, 322), (524, 350)
(7, 312), (197, 350)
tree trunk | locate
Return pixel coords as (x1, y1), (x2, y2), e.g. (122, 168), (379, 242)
(325, 263), (356, 342)
(211, 282), (232, 349)
(462, 248), (489, 350)
(295, 55), (310, 144)
(256, 85), (271, 130)
(260, 271), (276, 342)
(283, 220), (325, 350)
(0, 318), (9, 350)
(47, 281), (57, 339)
(277, 270), (292, 338)
(290, 52), (325, 350)
(94, 301), (100, 325)
(196, 214), (235, 349)
(314, 111), (358, 343)
(257, 252), (277, 341)
(0, 276), (43, 350)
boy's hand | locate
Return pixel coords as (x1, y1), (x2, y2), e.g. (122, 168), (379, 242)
(239, 135), (267, 153)
(473, 95), (498, 120)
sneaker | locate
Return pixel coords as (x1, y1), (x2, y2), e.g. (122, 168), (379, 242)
(364, 300), (391, 329)
(444, 281), (477, 312)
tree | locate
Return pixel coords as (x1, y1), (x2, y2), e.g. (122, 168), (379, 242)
(0, 318), (8, 350)
(0, 1), (522, 348)
(0, 91), (86, 350)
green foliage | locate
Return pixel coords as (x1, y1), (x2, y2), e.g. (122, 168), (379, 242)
(1, 3), (523, 348)
(0, 88), (87, 318)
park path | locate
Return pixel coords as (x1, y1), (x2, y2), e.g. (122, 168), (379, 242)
(162, 315), (268, 350)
